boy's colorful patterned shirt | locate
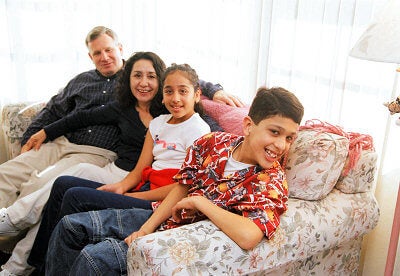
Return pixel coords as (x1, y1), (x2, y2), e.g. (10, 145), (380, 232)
(158, 132), (289, 239)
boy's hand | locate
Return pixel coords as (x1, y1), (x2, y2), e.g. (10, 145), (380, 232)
(124, 229), (147, 245)
(171, 197), (200, 223)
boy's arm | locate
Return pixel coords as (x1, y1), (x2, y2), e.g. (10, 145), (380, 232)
(172, 195), (264, 250)
(124, 184), (189, 245)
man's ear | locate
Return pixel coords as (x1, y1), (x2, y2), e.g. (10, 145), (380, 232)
(88, 52), (94, 62)
(117, 43), (123, 55)
(242, 116), (253, 135)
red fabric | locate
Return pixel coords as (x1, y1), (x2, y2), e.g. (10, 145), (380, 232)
(134, 166), (179, 191)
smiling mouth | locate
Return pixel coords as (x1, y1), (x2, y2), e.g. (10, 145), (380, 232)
(265, 148), (278, 159)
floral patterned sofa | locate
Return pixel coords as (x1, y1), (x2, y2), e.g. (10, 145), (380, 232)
(0, 100), (380, 275)
(127, 100), (380, 275)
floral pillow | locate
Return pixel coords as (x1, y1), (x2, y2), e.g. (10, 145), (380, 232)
(285, 129), (349, 200)
(335, 149), (377, 193)
(2, 102), (45, 160)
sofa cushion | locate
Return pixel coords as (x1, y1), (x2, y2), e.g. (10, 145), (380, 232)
(200, 98), (249, 135)
(285, 129), (349, 200)
(1, 102), (45, 160)
(335, 149), (377, 193)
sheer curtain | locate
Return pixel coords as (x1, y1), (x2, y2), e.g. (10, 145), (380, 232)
(1, 0), (398, 174)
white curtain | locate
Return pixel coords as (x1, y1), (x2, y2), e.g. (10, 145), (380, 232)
(1, 0), (398, 175)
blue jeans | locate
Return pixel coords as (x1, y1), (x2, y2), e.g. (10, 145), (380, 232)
(27, 176), (152, 273)
(45, 208), (153, 276)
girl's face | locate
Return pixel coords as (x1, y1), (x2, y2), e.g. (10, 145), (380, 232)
(162, 71), (200, 124)
(130, 59), (159, 105)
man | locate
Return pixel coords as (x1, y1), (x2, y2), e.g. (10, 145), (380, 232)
(0, 26), (241, 275)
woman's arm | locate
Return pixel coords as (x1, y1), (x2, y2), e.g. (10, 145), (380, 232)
(124, 183), (178, 201)
(98, 130), (154, 194)
(172, 196), (264, 250)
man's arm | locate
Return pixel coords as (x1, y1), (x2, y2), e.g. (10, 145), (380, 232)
(21, 87), (72, 146)
(199, 80), (244, 107)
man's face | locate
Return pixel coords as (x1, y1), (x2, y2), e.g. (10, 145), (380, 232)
(87, 33), (123, 77)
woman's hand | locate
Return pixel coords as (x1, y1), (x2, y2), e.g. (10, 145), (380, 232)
(97, 183), (125, 194)
(21, 129), (47, 153)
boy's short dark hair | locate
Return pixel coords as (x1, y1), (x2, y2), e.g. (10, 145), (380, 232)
(248, 87), (304, 125)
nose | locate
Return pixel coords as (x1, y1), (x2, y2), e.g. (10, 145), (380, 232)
(139, 76), (149, 86)
(274, 136), (286, 151)
(100, 51), (109, 61)
(171, 92), (181, 102)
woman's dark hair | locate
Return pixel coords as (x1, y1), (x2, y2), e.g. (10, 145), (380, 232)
(162, 63), (204, 115)
(115, 51), (167, 116)
(248, 87), (304, 125)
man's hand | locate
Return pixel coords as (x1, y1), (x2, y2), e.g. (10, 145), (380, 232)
(213, 90), (244, 107)
(21, 129), (47, 153)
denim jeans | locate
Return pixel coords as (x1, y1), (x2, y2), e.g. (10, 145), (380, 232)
(27, 176), (152, 274)
(45, 208), (153, 276)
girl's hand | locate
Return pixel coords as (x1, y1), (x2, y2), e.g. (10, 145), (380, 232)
(124, 229), (148, 245)
(21, 129), (47, 153)
(97, 183), (125, 194)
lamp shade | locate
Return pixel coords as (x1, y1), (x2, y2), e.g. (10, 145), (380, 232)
(350, 0), (400, 64)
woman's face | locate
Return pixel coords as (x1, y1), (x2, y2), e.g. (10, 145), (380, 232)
(130, 59), (159, 105)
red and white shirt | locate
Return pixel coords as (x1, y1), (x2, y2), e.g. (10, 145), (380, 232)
(157, 131), (289, 239)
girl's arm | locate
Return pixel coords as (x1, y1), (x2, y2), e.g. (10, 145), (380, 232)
(124, 184), (189, 245)
(124, 183), (178, 201)
(172, 196), (264, 250)
(98, 130), (154, 194)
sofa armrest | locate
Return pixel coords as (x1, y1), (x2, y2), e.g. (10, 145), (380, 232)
(127, 189), (379, 275)
(1, 102), (45, 160)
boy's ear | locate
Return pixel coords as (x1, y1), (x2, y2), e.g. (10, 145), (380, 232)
(242, 116), (253, 135)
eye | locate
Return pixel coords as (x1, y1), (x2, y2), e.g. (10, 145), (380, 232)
(132, 73), (142, 79)
(163, 89), (173, 95)
(179, 89), (189, 95)
(270, 129), (279, 136)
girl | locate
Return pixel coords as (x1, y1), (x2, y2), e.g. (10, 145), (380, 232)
(30, 63), (211, 273)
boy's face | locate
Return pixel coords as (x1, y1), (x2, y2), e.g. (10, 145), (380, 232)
(241, 115), (299, 169)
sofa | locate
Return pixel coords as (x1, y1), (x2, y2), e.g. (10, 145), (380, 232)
(0, 100), (380, 275)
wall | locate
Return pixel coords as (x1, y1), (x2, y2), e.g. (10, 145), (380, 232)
(361, 169), (400, 275)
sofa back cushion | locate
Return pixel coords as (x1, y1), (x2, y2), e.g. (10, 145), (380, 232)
(285, 129), (349, 200)
(1, 102), (45, 160)
(200, 98), (249, 135)
(335, 149), (377, 193)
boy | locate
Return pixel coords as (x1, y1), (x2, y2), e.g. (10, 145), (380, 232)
(45, 86), (304, 275)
